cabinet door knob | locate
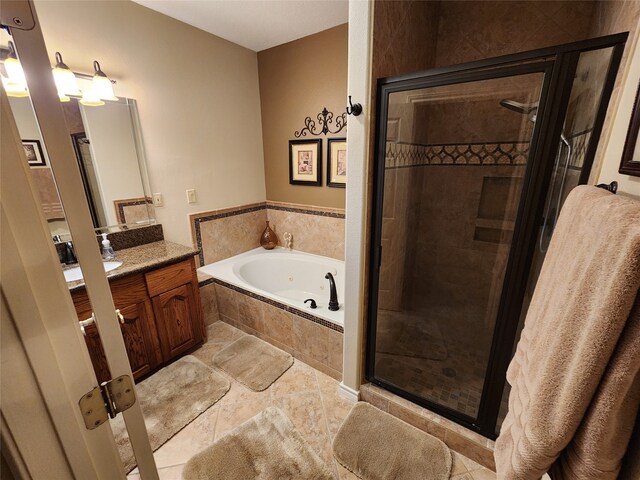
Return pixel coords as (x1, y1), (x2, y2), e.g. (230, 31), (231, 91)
(116, 309), (125, 324)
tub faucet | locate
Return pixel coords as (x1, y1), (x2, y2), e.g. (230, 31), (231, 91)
(325, 272), (339, 311)
(284, 232), (293, 250)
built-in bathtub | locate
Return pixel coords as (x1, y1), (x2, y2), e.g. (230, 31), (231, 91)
(198, 247), (345, 379)
(199, 247), (345, 327)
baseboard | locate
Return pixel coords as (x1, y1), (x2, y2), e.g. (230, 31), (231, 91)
(338, 383), (359, 402)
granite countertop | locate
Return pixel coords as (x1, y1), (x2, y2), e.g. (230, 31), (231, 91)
(66, 240), (199, 292)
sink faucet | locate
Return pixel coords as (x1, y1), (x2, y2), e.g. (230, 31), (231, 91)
(325, 272), (339, 311)
(64, 241), (77, 265)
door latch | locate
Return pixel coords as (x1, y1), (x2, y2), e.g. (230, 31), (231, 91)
(78, 375), (136, 430)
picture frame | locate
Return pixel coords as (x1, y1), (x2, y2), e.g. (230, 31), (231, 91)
(327, 138), (347, 188)
(22, 139), (46, 167)
(289, 139), (322, 186)
(619, 82), (640, 177)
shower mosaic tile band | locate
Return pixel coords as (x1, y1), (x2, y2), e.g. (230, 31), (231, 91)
(384, 129), (592, 170)
(385, 141), (530, 168)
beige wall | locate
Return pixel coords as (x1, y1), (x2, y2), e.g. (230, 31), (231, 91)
(258, 24), (347, 209)
(34, 0), (266, 246)
(591, 0), (640, 199)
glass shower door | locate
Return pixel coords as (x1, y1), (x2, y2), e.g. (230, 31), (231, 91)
(371, 68), (547, 421)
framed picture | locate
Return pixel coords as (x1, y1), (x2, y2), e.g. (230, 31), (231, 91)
(289, 139), (322, 186)
(327, 138), (347, 188)
(620, 82), (640, 177)
(22, 139), (46, 167)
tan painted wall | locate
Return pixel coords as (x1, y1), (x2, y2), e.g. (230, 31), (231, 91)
(591, 0), (640, 199)
(33, 0), (266, 246)
(258, 24), (347, 209)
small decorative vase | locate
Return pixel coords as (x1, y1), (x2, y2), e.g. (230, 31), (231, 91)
(260, 221), (278, 250)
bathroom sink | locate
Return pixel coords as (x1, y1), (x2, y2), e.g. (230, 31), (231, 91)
(64, 261), (123, 282)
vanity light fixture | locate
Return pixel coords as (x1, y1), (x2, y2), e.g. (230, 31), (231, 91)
(91, 61), (118, 101)
(52, 51), (81, 101)
(1, 41), (28, 97)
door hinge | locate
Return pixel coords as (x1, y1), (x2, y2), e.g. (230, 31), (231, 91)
(78, 375), (136, 430)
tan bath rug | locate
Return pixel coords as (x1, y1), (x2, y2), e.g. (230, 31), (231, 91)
(213, 335), (293, 391)
(111, 355), (230, 473)
(183, 407), (334, 480)
(333, 402), (452, 480)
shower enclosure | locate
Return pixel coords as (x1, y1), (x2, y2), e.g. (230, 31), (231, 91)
(366, 34), (627, 438)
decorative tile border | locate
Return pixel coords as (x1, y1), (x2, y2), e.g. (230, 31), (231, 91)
(385, 141), (530, 168)
(190, 201), (346, 266)
(198, 276), (344, 334)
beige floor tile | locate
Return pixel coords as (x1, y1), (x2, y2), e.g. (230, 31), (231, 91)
(470, 467), (497, 479)
(214, 396), (271, 441)
(151, 404), (219, 468)
(130, 320), (496, 480)
(218, 376), (271, 406)
(459, 453), (485, 472)
(451, 451), (470, 475)
(269, 359), (319, 397)
(272, 392), (333, 466)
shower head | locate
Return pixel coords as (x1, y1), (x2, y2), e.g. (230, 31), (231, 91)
(499, 99), (538, 115)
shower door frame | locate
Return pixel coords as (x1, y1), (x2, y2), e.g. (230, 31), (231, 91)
(365, 33), (627, 439)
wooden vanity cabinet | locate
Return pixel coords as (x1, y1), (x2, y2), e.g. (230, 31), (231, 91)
(72, 257), (203, 384)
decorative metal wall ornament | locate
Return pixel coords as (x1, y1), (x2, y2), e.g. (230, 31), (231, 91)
(294, 107), (347, 138)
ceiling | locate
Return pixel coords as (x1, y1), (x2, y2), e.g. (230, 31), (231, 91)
(133, 0), (349, 52)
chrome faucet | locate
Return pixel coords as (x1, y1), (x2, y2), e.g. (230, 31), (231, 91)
(325, 272), (339, 311)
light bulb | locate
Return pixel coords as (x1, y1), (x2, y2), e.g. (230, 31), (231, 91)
(91, 61), (118, 101)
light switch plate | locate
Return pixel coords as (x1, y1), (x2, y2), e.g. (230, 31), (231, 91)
(152, 193), (163, 207)
(186, 189), (197, 204)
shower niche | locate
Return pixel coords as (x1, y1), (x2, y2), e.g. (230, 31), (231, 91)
(366, 34), (627, 439)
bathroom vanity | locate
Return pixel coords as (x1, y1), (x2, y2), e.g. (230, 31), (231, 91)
(68, 242), (204, 383)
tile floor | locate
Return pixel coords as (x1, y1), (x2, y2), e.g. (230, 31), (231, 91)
(127, 321), (496, 480)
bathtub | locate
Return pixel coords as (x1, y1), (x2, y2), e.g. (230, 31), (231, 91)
(198, 247), (345, 327)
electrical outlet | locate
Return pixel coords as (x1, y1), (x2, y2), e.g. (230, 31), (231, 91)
(186, 189), (197, 204)
(152, 193), (163, 207)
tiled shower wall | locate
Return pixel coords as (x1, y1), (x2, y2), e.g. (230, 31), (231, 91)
(190, 201), (345, 266)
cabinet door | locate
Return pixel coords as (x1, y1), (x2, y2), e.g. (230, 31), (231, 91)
(152, 283), (199, 359)
(119, 300), (162, 380)
(83, 323), (111, 384)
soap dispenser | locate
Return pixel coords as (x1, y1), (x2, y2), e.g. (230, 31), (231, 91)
(101, 233), (116, 260)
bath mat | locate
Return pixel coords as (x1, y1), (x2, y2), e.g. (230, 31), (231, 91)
(213, 335), (293, 391)
(111, 355), (230, 473)
(183, 407), (334, 480)
(376, 310), (448, 361)
(333, 402), (452, 480)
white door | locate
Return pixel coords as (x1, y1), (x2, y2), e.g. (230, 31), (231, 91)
(0, 2), (158, 478)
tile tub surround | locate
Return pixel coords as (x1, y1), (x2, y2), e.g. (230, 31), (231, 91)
(360, 383), (496, 472)
(204, 281), (344, 381)
(190, 201), (345, 266)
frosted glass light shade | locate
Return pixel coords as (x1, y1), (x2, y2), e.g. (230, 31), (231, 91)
(79, 88), (105, 107)
(4, 57), (26, 85)
(91, 61), (118, 101)
(52, 67), (81, 96)
(1, 76), (28, 97)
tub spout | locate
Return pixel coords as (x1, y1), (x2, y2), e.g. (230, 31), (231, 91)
(325, 272), (339, 311)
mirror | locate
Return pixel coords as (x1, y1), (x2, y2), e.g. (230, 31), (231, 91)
(7, 94), (155, 238)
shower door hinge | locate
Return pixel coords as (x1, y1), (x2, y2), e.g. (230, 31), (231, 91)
(78, 375), (137, 430)
(0, 1), (36, 31)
